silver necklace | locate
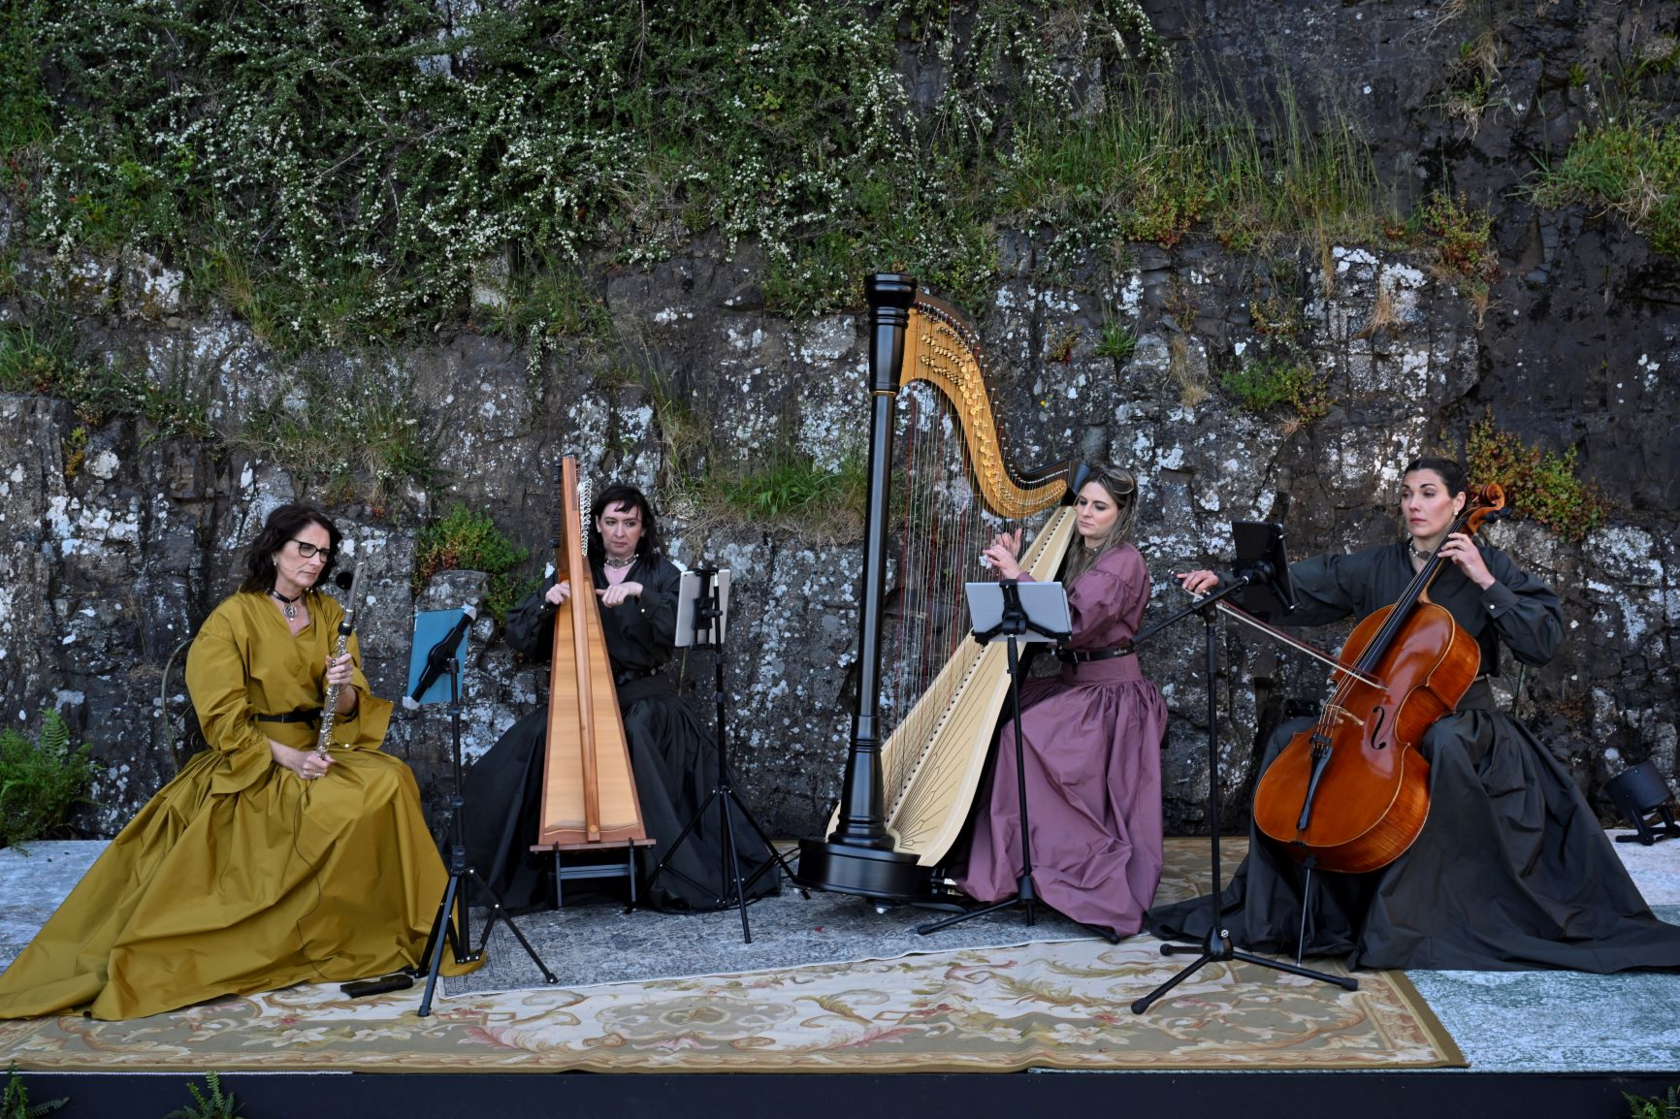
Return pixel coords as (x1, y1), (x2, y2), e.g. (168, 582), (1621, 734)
(1407, 540), (1434, 562)
(269, 588), (301, 620)
(603, 555), (636, 570)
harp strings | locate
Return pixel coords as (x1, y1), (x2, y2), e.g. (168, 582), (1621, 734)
(882, 381), (995, 800)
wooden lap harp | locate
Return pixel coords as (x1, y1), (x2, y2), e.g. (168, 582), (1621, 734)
(799, 274), (1082, 901)
(532, 456), (656, 856)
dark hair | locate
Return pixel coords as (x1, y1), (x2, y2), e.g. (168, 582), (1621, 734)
(1065, 463), (1139, 581)
(1402, 455), (1468, 498)
(239, 504), (341, 594)
(586, 483), (662, 568)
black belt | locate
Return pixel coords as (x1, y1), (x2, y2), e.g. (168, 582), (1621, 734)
(256, 708), (322, 725)
(613, 666), (662, 687)
(1056, 646), (1134, 664)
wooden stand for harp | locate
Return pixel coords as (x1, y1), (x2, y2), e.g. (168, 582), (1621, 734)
(532, 457), (655, 898)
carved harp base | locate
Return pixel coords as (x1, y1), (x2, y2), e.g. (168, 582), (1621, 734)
(795, 837), (932, 902)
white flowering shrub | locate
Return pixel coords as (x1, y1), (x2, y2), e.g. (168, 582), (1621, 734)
(3, 0), (1176, 346)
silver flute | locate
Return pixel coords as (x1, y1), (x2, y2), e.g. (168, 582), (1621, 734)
(315, 563), (365, 757)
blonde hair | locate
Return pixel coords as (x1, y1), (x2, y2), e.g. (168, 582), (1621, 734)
(1063, 464), (1138, 582)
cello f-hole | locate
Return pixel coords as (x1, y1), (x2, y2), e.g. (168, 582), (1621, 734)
(1368, 705), (1387, 748)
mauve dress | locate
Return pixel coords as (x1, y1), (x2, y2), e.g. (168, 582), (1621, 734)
(953, 543), (1168, 936)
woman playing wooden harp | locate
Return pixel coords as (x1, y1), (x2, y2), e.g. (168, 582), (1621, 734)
(461, 469), (777, 911)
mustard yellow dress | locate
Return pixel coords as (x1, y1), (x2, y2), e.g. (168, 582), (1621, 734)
(0, 590), (452, 1020)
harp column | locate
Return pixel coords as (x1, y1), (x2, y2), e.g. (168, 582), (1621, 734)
(797, 273), (931, 901)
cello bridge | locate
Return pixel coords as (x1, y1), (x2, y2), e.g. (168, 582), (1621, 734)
(1324, 703), (1365, 728)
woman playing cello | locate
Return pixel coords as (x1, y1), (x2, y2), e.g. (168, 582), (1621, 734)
(1147, 456), (1680, 971)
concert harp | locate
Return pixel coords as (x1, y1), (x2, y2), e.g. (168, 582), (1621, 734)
(799, 274), (1082, 901)
(532, 456), (656, 855)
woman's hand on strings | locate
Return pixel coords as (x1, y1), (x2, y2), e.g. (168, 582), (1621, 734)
(545, 580), (571, 606)
(1176, 569), (1220, 596)
(1437, 532), (1495, 590)
(597, 581), (643, 608)
(981, 530), (1024, 581)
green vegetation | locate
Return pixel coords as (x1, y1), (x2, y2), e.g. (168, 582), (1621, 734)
(1220, 350), (1329, 429)
(1415, 191), (1499, 285)
(0, 318), (212, 440)
(164, 1072), (241, 1119)
(688, 454), (868, 540)
(1, 1066), (67, 1119)
(233, 364), (438, 511)
(1625, 1086), (1680, 1119)
(1096, 319), (1139, 363)
(1467, 414), (1608, 542)
(0, 710), (97, 851)
(0, 0), (1405, 347)
(413, 504), (534, 625)
(1001, 67), (1391, 275)
(0, 0), (52, 155)
(1534, 118), (1680, 257)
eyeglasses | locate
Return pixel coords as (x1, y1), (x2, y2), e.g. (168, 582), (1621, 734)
(290, 539), (334, 559)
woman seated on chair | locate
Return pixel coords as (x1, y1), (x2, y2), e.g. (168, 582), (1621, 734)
(1147, 455), (1680, 972)
(0, 504), (453, 1021)
(951, 464), (1169, 938)
(461, 482), (779, 912)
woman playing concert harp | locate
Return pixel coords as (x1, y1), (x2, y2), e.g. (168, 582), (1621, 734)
(949, 464), (1168, 937)
(801, 275), (1154, 910)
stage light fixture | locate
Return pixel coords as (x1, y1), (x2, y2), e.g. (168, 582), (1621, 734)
(1606, 760), (1680, 847)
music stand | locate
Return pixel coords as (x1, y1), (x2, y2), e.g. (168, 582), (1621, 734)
(1129, 523), (1355, 1014)
(397, 605), (557, 1017)
(916, 580), (1121, 940)
(645, 567), (804, 943)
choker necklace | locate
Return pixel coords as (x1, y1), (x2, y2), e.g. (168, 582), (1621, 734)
(603, 555), (636, 570)
(269, 588), (302, 620)
(1407, 540), (1434, 562)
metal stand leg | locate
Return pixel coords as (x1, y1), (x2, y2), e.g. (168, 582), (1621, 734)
(646, 570), (805, 943)
(1131, 606), (1354, 1014)
(414, 663), (556, 1017)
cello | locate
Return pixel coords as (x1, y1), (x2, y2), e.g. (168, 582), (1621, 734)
(1250, 483), (1507, 874)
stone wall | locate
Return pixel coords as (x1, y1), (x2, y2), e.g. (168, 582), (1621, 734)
(1, 0), (1675, 845)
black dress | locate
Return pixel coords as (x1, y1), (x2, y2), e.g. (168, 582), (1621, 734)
(460, 556), (779, 912)
(1147, 541), (1680, 972)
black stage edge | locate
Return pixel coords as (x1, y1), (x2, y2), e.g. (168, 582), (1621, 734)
(13, 1070), (1679, 1118)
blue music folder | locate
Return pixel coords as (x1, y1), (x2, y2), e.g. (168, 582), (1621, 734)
(405, 608), (472, 706)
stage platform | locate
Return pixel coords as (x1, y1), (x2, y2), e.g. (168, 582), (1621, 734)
(2, 833), (1676, 1118)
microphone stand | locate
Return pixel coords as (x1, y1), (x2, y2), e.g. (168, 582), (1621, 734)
(1128, 573), (1355, 1014)
(915, 580), (1122, 942)
(410, 616), (557, 1016)
(646, 567), (805, 943)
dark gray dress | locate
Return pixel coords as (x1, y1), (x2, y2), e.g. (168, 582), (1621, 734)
(460, 556), (778, 912)
(1146, 541), (1680, 972)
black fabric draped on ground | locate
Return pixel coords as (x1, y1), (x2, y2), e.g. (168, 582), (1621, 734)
(459, 562), (778, 913)
(1149, 702), (1680, 972)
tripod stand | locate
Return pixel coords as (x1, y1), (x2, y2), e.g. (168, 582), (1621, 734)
(407, 610), (556, 1016)
(915, 579), (1122, 941)
(1128, 573), (1355, 1014)
(645, 566), (805, 943)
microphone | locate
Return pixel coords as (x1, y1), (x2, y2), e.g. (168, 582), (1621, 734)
(402, 604), (478, 710)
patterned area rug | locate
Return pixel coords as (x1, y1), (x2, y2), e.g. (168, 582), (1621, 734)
(0, 940), (1457, 1073)
(0, 838), (1465, 1072)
